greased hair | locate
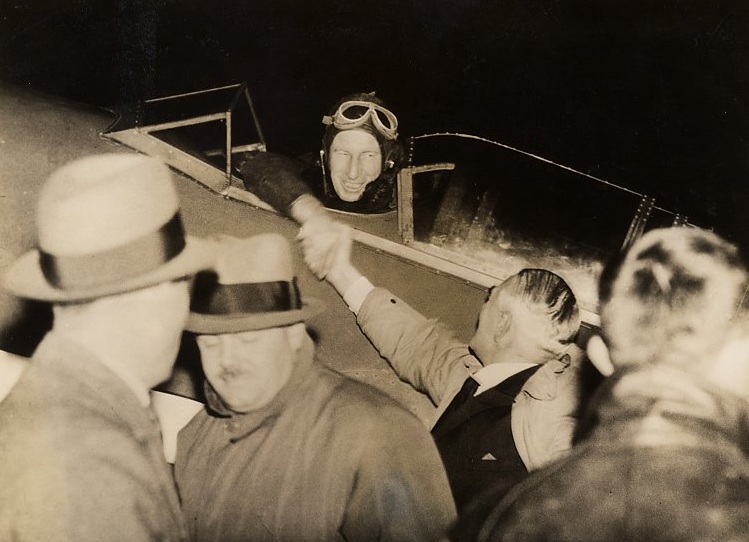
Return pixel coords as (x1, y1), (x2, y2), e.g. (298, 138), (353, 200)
(503, 268), (580, 345)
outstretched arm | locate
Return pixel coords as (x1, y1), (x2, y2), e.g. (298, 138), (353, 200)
(300, 220), (363, 293)
(299, 224), (476, 404)
(241, 151), (312, 214)
(242, 152), (342, 279)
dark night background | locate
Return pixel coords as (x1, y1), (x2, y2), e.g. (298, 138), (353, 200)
(2, 0), (747, 250)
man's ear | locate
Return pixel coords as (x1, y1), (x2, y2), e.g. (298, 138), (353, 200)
(493, 310), (512, 345)
(286, 322), (307, 351)
(586, 334), (614, 377)
(707, 335), (749, 399)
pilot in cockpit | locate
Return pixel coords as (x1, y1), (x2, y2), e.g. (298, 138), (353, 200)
(240, 92), (406, 217)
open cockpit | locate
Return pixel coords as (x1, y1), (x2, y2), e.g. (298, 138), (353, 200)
(106, 83), (701, 329)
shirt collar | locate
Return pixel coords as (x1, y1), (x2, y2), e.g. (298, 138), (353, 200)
(472, 362), (537, 396)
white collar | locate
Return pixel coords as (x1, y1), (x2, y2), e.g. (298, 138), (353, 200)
(472, 362), (537, 396)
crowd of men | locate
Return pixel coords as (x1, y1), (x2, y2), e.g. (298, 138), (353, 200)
(0, 151), (747, 540)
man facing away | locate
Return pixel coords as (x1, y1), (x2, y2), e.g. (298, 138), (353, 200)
(299, 221), (582, 518)
(474, 226), (749, 542)
(0, 154), (217, 541)
(173, 234), (456, 542)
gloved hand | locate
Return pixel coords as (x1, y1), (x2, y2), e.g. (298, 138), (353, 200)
(240, 152), (310, 215)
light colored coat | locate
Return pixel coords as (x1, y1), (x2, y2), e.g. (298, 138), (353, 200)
(175, 343), (456, 542)
(357, 287), (581, 470)
(0, 333), (187, 541)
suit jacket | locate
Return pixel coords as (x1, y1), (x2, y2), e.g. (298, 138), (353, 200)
(433, 366), (540, 514)
(357, 287), (580, 471)
(0, 333), (187, 541)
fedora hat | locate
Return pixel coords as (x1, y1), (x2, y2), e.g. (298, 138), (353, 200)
(2, 153), (217, 302)
(186, 234), (324, 333)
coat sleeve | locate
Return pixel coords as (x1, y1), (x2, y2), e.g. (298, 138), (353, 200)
(356, 287), (480, 406)
(240, 151), (312, 215)
(339, 405), (457, 542)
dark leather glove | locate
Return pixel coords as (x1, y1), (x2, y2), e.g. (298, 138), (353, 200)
(240, 152), (311, 215)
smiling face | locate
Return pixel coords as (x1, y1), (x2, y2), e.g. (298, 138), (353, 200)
(197, 325), (300, 413)
(327, 129), (383, 201)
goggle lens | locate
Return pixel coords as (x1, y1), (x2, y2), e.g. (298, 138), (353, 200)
(340, 104), (371, 121)
(323, 100), (399, 140)
(373, 109), (396, 131)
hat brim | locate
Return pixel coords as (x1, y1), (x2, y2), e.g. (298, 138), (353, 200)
(2, 236), (217, 303)
(185, 298), (325, 334)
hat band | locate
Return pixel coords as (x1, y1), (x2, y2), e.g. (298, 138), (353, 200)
(39, 213), (187, 290)
(191, 275), (303, 316)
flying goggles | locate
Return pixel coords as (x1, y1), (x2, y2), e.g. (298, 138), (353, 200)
(322, 100), (399, 140)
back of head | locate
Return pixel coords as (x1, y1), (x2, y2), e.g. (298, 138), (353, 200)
(501, 268), (580, 361)
(599, 227), (748, 369)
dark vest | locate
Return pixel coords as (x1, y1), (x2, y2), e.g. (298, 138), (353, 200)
(431, 365), (540, 513)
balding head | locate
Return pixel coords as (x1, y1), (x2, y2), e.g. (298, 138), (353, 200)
(599, 227), (748, 369)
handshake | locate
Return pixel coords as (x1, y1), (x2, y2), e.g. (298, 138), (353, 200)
(290, 194), (364, 296)
(297, 210), (352, 281)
